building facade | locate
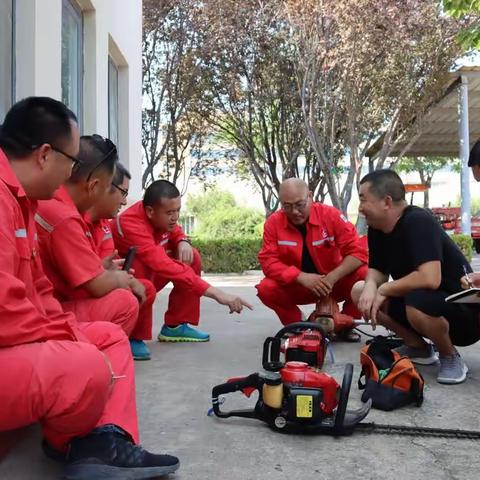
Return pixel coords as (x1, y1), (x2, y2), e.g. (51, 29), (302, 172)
(0, 0), (143, 198)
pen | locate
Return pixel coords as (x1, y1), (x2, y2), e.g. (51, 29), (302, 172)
(463, 265), (475, 289)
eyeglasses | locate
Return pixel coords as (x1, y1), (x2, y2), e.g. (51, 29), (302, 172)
(50, 146), (83, 171)
(281, 197), (310, 213)
(85, 135), (118, 181)
(112, 183), (128, 198)
(5, 134), (83, 171)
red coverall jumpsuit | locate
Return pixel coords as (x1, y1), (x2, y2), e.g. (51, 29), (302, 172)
(87, 217), (157, 340)
(110, 201), (210, 327)
(256, 203), (368, 325)
(34, 186), (143, 337)
(0, 150), (138, 453)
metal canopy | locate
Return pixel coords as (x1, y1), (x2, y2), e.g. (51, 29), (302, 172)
(386, 66), (480, 157)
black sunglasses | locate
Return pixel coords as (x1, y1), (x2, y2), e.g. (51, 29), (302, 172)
(86, 135), (118, 181)
(112, 182), (128, 198)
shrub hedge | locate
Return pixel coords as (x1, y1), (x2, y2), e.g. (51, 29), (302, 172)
(193, 233), (474, 274)
(451, 233), (473, 262)
(193, 237), (262, 273)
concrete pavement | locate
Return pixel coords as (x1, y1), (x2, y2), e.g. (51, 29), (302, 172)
(3, 270), (480, 479)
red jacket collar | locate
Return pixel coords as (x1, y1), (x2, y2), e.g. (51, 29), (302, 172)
(0, 148), (28, 199)
(132, 200), (155, 235)
(54, 185), (79, 211)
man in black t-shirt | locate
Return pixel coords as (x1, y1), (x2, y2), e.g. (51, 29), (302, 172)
(351, 169), (480, 385)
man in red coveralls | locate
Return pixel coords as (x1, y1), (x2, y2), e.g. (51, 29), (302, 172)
(86, 162), (157, 360)
(35, 135), (152, 360)
(111, 179), (252, 342)
(0, 97), (179, 479)
(256, 178), (368, 340)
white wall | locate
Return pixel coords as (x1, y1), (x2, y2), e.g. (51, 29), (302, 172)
(14, 0), (143, 199)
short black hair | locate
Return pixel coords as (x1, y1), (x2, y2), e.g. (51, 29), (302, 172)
(143, 180), (180, 207)
(360, 169), (405, 202)
(468, 140), (480, 167)
(112, 162), (131, 187)
(0, 96), (77, 158)
(69, 135), (118, 183)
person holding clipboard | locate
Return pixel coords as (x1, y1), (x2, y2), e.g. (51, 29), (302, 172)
(351, 170), (480, 385)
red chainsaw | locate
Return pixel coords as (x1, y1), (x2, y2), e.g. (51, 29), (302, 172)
(211, 322), (371, 435)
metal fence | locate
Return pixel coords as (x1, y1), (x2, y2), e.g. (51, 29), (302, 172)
(179, 215), (196, 235)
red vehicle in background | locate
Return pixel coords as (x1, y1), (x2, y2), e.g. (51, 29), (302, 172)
(431, 206), (461, 231)
(453, 212), (480, 253)
(403, 185), (479, 251)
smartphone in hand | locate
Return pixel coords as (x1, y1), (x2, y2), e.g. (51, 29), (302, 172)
(122, 246), (137, 271)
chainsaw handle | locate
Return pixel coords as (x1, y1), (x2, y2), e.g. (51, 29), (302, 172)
(211, 373), (261, 418)
(274, 322), (326, 339)
(263, 322), (327, 371)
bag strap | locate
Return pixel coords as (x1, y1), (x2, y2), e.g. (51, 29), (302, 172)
(358, 367), (366, 390)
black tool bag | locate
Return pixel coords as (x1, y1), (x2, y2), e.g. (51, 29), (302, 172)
(358, 336), (424, 411)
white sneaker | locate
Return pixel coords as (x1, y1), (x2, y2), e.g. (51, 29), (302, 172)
(393, 343), (438, 365)
(437, 353), (468, 385)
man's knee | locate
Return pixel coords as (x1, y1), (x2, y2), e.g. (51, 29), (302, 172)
(78, 321), (130, 352)
(109, 289), (140, 318)
(350, 280), (365, 305)
(41, 341), (112, 410)
(256, 278), (280, 302)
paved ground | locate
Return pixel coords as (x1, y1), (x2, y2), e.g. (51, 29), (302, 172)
(3, 263), (480, 479)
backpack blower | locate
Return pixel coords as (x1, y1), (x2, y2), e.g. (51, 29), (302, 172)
(211, 323), (371, 435)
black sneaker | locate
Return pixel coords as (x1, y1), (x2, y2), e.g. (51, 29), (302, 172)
(42, 438), (66, 463)
(63, 425), (180, 479)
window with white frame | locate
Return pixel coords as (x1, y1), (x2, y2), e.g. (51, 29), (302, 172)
(0, 0), (15, 120)
(61, 0), (83, 124)
(108, 56), (119, 145)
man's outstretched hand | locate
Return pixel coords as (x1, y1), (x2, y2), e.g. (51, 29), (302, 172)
(205, 287), (253, 313)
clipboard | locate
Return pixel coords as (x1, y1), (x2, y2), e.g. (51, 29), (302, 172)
(445, 288), (480, 304)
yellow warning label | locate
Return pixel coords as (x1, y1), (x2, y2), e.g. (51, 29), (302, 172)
(296, 395), (313, 418)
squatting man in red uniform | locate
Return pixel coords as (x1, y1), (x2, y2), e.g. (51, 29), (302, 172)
(111, 179), (252, 342)
(34, 135), (155, 361)
(256, 178), (368, 340)
(0, 97), (179, 478)
(85, 161), (157, 360)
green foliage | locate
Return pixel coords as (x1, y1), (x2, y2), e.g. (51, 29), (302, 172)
(195, 207), (264, 238)
(186, 188), (236, 218)
(193, 237), (262, 273)
(186, 187), (264, 238)
(395, 156), (458, 178)
(443, 0), (480, 49)
(451, 233), (473, 262)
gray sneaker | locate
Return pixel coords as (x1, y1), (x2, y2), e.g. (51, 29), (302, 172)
(437, 353), (468, 385)
(394, 343), (438, 365)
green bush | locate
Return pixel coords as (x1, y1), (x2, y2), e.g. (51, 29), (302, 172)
(186, 187), (264, 238)
(187, 188), (236, 218)
(195, 207), (264, 238)
(451, 233), (473, 262)
(193, 237), (262, 273)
